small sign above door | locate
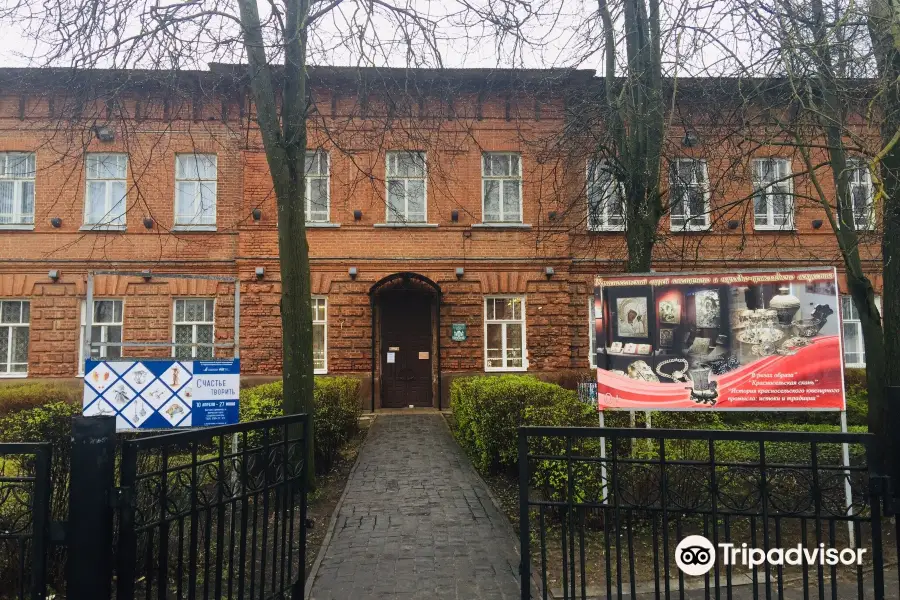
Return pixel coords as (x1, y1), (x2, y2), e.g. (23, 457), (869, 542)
(388, 346), (400, 352)
(451, 323), (467, 342)
(418, 352), (429, 360)
(386, 352), (396, 364)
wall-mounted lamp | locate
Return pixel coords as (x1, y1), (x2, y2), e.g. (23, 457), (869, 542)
(255, 266), (265, 279)
(451, 210), (459, 223)
(727, 220), (740, 230)
(812, 219), (823, 229)
(353, 210), (363, 221)
(141, 269), (152, 281)
(682, 131), (699, 147)
(94, 125), (116, 142)
(348, 267), (358, 280)
(143, 217), (154, 230)
(544, 266), (555, 279)
(252, 208), (262, 221)
(548, 211), (558, 221)
(455, 267), (465, 280)
(50, 217), (62, 228)
(48, 269), (60, 281)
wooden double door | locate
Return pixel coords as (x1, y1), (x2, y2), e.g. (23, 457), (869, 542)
(380, 290), (433, 408)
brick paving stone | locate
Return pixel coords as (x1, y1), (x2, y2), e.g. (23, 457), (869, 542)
(309, 414), (521, 600)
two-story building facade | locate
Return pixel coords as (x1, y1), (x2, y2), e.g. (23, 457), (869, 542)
(0, 66), (882, 408)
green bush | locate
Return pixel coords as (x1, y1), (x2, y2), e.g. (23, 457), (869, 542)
(238, 376), (362, 475)
(0, 382), (80, 417)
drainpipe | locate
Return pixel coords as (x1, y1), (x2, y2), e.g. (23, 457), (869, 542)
(370, 294), (376, 413)
(437, 290), (442, 411)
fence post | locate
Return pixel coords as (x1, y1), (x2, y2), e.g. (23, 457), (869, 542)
(518, 427), (531, 600)
(66, 415), (116, 599)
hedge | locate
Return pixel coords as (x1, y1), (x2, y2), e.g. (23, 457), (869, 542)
(0, 382), (80, 417)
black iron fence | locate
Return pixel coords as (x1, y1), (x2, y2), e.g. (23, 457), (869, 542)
(518, 426), (897, 600)
(0, 443), (51, 600)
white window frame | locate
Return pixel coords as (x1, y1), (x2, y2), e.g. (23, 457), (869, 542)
(846, 158), (875, 231)
(83, 153), (128, 229)
(589, 298), (598, 368)
(385, 151), (427, 223)
(305, 151), (330, 223)
(0, 299), (29, 377)
(669, 158), (711, 231)
(587, 160), (625, 232)
(482, 152), (523, 223)
(841, 295), (880, 368)
(174, 153), (217, 230)
(172, 298), (216, 359)
(752, 158), (795, 230)
(311, 296), (328, 374)
(0, 152), (36, 228)
(484, 295), (527, 372)
(79, 299), (124, 374)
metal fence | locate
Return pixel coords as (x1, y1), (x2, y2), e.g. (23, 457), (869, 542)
(0, 443), (51, 600)
(518, 426), (896, 600)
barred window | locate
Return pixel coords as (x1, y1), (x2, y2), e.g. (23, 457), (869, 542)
(80, 300), (124, 372)
(173, 299), (215, 359)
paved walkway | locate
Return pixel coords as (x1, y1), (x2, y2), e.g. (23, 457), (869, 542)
(308, 413), (522, 600)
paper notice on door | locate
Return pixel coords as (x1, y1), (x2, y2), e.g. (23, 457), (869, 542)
(418, 352), (429, 359)
(386, 352), (396, 364)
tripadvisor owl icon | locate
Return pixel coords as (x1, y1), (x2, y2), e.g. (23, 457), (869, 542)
(675, 535), (716, 576)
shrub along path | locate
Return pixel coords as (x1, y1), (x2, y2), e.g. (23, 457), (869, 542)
(307, 413), (522, 600)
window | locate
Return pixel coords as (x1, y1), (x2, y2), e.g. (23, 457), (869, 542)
(386, 151), (426, 223)
(306, 151), (329, 223)
(0, 300), (29, 376)
(669, 159), (710, 231)
(79, 300), (124, 372)
(0, 153), (35, 227)
(313, 296), (327, 373)
(847, 159), (874, 230)
(484, 296), (526, 371)
(483, 153), (522, 223)
(84, 153), (127, 227)
(841, 295), (880, 367)
(173, 299), (215, 359)
(589, 298), (598, 368)
(587, 160), (625, 231)
(175, 154), (217, 228)
(752, 158), (794, 230)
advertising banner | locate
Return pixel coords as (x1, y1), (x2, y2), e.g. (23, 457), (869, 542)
(83, 358), (240, 430)
(594, 268), (845, 411)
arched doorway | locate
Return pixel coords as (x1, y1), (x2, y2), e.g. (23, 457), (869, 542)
(369, 273), (441, 409)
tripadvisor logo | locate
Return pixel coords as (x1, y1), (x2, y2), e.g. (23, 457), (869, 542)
(675, 535), (868, 576)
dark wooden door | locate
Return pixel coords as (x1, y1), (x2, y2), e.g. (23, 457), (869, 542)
(380, 291), (433, 408)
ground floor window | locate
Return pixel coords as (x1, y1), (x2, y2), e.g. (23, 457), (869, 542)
(173, 298), (215, 359)
(484, 296), (526, 371)
(79, 299), (124, 372)
(841, 295), (880, 367)
(313, 296), (327, 373)
(589, 298), (597, 368)
(0, 300), (29, 375)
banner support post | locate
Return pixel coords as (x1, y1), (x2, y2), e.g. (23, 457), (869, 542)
(599, 410), (608, 502)
(840, 409), (855, 546)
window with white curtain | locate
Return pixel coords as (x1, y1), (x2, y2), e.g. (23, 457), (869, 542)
(484, 296), (526, 371)
(84, 153), (127, 227)
(587, 160), (625, 231)
(79, 300), (124, 373)
(482, 153), (522, 223)
(0, 153), (35, 227)
(386, 151), (426, 222)
(0, 300), (29, 376)
(305, 151), (330, 223)
(669, 158), (710, 230)
(175, 154), (217, 228)
(841, 295), (880, 367)
(753, 158), (794, 229)
(312, 296), (327, 373)
(173, 299), (215, 359)
(846, 158), (874, 230)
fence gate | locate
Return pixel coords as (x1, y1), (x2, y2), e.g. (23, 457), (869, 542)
(115, 414), (310, 600)
(518, 426), (897, 600)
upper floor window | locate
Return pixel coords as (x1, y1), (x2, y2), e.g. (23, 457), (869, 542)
(173, 298), (214, 359)
(175, 154), (217, 228)
(312, 296), (327, 373)
(386, 151), (426, 223)
(306, 151), (329, 223)
(0, 300), (29, 376)
(752, 158), (794, 230)
(484, 296), (526, 371)
(79, 299), (124, 373)
(587, 160), (625, 231)
(84, 153), (127, 228)
(669, 158), (710, 231)
(847, 158), (874, 230)
(483, 153), (522, 223)
(0, 153), (35, 227)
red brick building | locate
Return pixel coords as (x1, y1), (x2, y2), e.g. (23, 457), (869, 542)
(0, 67), (882, 408)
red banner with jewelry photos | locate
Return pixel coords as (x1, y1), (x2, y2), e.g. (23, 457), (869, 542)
(593, 268), (846, 411)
